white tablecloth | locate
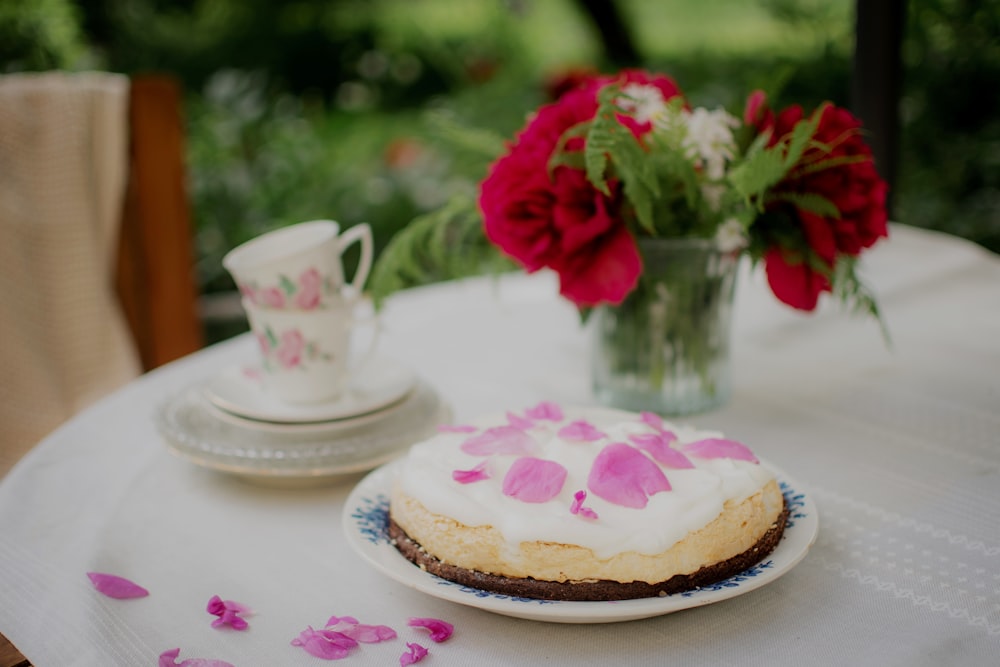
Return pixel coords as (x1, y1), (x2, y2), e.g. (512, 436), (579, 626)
(1, 224), (999, 666)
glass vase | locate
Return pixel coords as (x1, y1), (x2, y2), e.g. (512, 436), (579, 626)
(590, 237), (739, 416)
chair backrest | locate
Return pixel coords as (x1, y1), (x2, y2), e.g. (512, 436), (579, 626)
(117, 74), (204, 371)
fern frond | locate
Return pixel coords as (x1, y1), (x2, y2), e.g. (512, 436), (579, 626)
(727, 148), (787, 204)
(424, 109), (507, 160)
(833, 255), (891, 345)
(368, 196), (514, 308)
(782, 103), (824, 169)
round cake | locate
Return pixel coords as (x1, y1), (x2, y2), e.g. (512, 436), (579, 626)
(389, 402), (788, 601)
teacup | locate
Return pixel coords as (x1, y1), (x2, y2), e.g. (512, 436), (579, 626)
(242, 297), (378, 405)
(223, 220), (373, 310)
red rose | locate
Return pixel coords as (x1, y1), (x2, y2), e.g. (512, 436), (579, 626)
(746, 92), (889, 311)
(479, 70), (681, 307)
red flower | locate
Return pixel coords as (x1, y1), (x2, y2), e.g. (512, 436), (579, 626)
(747, 92), (889, 311)
(543, 66), (600, 101)
(479, 70), (682, 307)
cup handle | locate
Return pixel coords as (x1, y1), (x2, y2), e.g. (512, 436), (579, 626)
(337, 223), (374, 298)
(347, 297), (380, 375)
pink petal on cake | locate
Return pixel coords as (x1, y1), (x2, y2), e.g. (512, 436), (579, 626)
(587, 443), (672, 509)
(460, 425), (536, 456)
(452, 460), (490, 484)
(159, 648), (235, 667)
(570, 490), (599, 520)
(524, 401), (564, 421)
(400, 642), (429, 666)
(407, 617), (454, 642)
(628, 433), (692, 469)
(502, 457), (568, 503)
(683, 438), (759, 463)
(291, 626), (358, 660)
(557, 420), (606, 442)
(506, 411), (535, 430)
(86, 572), (149, 599)
(437, 424), (477, 433)
(325, 616), (397, 643)
(640, 411), (665, 431)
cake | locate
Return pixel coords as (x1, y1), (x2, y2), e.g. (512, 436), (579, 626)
(389, 402), (788, 601)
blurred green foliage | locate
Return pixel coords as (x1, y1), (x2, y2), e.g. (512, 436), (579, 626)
(0, 0), (86, 71)
(3, 0), (997, 306)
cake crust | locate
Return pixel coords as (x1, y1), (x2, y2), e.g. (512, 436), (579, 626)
(389, 501), (789, 601)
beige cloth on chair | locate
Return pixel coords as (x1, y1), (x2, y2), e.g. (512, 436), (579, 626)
(0, 72), (141, 476)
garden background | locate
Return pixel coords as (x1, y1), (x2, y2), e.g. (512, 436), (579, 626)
(4, 0), (997, 342)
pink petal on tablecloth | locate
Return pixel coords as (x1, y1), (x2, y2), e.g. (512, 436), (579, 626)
(587, 443), (672, 508)
(460, 425), (536, 456)
(290, 626), (359, 660)
(683, 438), (759, 463)
(206, 595), (251, 630)
(628, 433), (692, 469)
(524, 401), (564, 421)
(158, 648), (234, 667)
(407, 617), (454, 642)
(86, 572), (149, 599)
(400, 642), (429, 666)
(502, 457), (568, 503)
(325, 615), (397, 643)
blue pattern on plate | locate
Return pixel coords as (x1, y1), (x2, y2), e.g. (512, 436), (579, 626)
(352, 494), (390, 545)
(678, 560), (776, 598)
(435, 579), (558, 605)
(780, 480), (808, 528)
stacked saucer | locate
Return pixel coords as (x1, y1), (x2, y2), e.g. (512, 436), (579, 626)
(155, 355), (449, 486)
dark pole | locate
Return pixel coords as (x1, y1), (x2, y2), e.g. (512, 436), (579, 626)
(573, 0), (642, 68)
(852, 0), (906, 218)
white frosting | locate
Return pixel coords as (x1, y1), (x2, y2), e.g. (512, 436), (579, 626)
(397, 406), (775, 560)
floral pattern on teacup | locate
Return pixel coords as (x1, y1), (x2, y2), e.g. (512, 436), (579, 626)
(255, 325), (334, 371)
(238, 266), (336, 311)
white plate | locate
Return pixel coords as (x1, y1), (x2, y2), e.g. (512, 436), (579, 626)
(343, 460), (819, 623)
(203, 355), (416, 423)
(157, 380), (450, 487)
(203, 394), (410, 435)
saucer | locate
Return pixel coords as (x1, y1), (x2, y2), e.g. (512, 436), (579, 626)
(203, 355), (416, 424)
(157, 379), (450, 487)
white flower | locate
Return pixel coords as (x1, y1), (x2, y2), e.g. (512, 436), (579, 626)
(617, 83), (667, 124)
(700, 183), (726, 212)
(715, 217), (748, 253)
(682, 107), (740, 181)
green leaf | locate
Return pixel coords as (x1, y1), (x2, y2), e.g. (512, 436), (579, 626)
(279, 274), (296, 295)
(769, 191), (841, 218)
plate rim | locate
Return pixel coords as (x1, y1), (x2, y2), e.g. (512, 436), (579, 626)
(203, 355), (416, 424)
(342, 459), (819, 623)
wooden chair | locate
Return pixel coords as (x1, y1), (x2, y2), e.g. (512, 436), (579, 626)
(117, 74), (204, 372)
